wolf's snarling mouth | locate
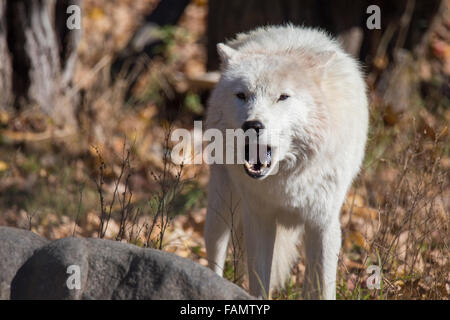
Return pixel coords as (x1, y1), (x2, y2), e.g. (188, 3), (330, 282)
(243, 143), (272, 179)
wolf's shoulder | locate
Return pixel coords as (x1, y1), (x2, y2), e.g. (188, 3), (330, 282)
(227, 24), (342, 55)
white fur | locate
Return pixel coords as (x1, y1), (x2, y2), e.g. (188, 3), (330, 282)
(204, 25), (368, 299)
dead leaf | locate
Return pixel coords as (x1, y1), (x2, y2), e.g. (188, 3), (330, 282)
(0, 161), (8, 172)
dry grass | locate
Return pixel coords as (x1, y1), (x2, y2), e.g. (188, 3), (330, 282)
(336, 104), (448, 300)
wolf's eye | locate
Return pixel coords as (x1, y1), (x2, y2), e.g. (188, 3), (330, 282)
(278, 94), (290, 102)
(236, 92), (246, 101)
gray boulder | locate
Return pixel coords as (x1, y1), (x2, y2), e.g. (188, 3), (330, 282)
(0, 226), (49, 299)
(7, 234), (251, 300)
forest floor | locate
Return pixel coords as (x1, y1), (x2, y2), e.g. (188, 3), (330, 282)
(0, 0), (448, 300)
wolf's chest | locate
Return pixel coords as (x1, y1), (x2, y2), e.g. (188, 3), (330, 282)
(229, 165), (335, 215)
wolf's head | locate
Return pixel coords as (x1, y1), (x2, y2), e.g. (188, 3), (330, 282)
(208, 43), (335, 179)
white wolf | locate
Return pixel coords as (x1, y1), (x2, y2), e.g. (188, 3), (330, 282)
(204, 25), (368, 299)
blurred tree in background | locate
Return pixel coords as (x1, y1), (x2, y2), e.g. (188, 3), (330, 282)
(0, 0), (81, 124)
(0, 0), (445, 120)
(207, 0), (442, 69)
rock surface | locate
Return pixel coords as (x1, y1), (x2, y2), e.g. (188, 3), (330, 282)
(0, 226), (251, 300)
(0, 226), (49, 299)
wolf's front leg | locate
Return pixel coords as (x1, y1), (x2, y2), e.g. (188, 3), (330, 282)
(303, 217), (341, 300)
(243, 210), (277, 298)
(205, 165), (235, 276)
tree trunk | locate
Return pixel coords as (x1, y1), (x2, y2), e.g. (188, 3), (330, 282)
(0, 0), (81, 122)
(0, 0), (11, 107)
(207, 0), (441, 70)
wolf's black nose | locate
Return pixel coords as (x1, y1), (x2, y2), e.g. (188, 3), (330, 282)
(242, 120), (265, 135)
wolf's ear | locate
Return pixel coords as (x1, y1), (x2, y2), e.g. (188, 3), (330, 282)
(217, 43), (238, 67)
